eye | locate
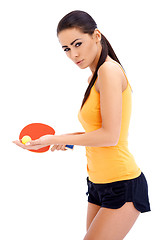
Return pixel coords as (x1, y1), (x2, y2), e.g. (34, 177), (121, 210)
(64, 48), (70, 52)
(75, 42), (82, 47)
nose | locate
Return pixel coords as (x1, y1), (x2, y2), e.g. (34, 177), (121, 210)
(70, 48), (79, 61)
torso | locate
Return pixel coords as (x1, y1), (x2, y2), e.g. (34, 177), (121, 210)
(79, 57), (141, 183)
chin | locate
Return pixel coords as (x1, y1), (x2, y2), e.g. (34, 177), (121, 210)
(78, 65), (88, 69)
(77, 62), (89, 69)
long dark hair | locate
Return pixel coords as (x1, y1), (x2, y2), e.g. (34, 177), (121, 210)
(57, 10), (123, 109)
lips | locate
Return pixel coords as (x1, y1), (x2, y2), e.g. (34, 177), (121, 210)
(76, 59), (84, 65)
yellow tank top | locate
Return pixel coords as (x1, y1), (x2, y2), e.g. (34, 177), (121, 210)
(78, 61), (141, 183)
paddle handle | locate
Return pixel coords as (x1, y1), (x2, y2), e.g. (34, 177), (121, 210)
(65, 144), (74, 150)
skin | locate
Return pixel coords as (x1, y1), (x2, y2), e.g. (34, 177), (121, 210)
(85, 202), (140, 240)
(58, 27), (102, 73)
(13, 27), (140, 239)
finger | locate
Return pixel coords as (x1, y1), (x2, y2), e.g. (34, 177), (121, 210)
(56, 145), (67, 151)
(12, 140), (27, 149)
(56, 145), (63, 150)
(13, 140), (47, 150)
(12, 141), (42, 150)
(50, 145), (67, 152)
(62, 145), (67, 151)
(26, 139), (41, 146)
(27, 145), (47, 150)
(51, 145), (57, 152)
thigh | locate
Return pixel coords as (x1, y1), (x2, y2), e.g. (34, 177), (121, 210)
(84, 202), (140, 240)
(86, 202), (101, 231)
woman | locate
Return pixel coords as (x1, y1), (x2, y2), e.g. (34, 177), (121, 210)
(13, 10), (151, 240)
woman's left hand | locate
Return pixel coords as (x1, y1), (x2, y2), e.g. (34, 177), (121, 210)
(13, 135), (55, 151)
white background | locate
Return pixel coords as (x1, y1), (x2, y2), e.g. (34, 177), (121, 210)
(0, 0), (159, 239)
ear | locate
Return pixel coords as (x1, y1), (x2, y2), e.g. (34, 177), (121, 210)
(94, 29), (101, 42)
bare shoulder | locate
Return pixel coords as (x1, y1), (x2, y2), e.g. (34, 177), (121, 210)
(96, 61), (125, 92)
(98, 61), (123, 78)
(87, 61), (119, 85)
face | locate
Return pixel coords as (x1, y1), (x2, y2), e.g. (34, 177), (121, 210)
(58, 28), (101, 70)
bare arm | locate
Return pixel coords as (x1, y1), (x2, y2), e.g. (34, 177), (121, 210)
(49, 128), (117, 147)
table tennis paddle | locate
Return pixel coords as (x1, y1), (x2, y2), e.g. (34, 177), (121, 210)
(19, 123), (74, 153)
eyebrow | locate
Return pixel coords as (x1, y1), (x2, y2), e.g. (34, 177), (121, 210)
(62, 38), (82, 48)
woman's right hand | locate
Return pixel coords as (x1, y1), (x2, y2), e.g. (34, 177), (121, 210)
(50, 132), (84, 152)
(50, 144), (67, 152)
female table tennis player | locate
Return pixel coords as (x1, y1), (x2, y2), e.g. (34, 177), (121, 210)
(14, 10), (151, 240)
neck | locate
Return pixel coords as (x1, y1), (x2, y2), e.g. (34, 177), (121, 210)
(89, 43), (102, 73)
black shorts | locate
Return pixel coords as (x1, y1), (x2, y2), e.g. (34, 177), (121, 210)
(86, 172), (151, 213)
